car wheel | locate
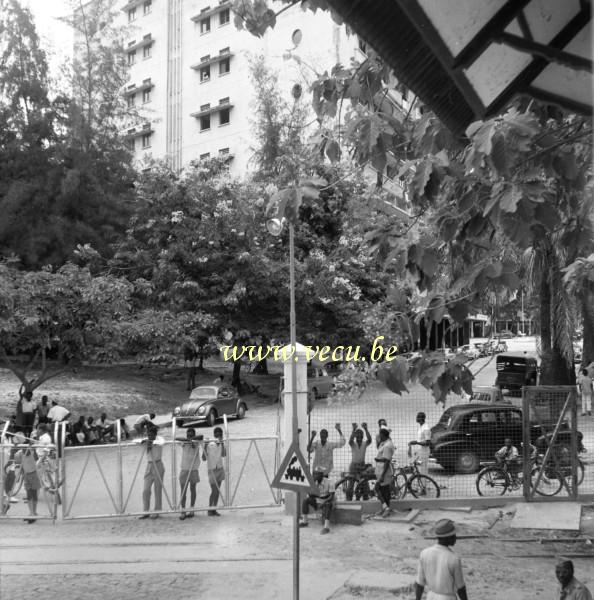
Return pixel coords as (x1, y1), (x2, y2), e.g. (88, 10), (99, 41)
(207, 410), (217, 427)
(456, 450), (480, 474)
(236, 404), (246, 420)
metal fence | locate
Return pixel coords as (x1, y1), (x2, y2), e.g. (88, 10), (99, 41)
(1, 416), (281, 521)
(306, 382), (594, 504)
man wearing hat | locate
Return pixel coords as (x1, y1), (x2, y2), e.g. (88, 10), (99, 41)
(415, 519), (468, 600)
(556, 557), (592, 599)
(408, 412), (432, 476)
(299, 466), (334, 534)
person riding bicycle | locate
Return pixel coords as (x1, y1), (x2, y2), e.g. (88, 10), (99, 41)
(495, 438), (520, 480)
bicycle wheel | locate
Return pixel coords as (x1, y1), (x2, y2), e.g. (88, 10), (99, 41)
(390, 472), (407, 500)
(334, 476), (356, 502)
(476, 466), (508, 496)
(407, 474), (440, 498)
(4, 464), (23, 497)
(531, 466), (563, 497)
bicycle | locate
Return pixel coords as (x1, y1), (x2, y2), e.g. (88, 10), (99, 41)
(390, 459), (441, 499)
(476, 459), (531, 496)
(334, 464), (376, 502)
(37, 450), (62, 511)
(475, 458), (565, 497)
(4, 460), (24, 497)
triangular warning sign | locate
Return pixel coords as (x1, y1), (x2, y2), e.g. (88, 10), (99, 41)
(271, 441), (315, 493)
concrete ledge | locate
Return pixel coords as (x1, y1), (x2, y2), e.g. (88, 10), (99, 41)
(330, 505), (362, 525)
(345, 571), (416, 594)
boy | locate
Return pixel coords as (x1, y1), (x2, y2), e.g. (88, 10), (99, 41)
(177, 428), (203, 519)
(14, 440), (41, 523)
(203, 427), (226, 516)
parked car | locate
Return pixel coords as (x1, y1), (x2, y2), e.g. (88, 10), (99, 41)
(307, 366), (334, 400)
(458, 345), (480, 361)
(468, 386), (510, 404)
(173, 384), (248, 427)
(278, 366), (335, 408)
(496, 330), (515, 339)
(430, 403), (581, 474)
(495, 353), (538, 393)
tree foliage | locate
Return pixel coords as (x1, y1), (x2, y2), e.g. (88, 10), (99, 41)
(235, 1), (593, 399)
(0, 261), (132, 394)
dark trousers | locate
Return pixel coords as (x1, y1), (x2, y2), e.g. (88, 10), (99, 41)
(377, 483), (391, 507)
(22, 413), (35, 439)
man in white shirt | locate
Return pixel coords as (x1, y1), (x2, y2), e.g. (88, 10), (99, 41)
(47, 401), (70, 424)
(415, 519), (469, 600)
(408, 412), (432, 475)
(133, 413), (156, 437)
(176, 427), (203, 520)
(299, 467), (335, 534)
(375, 427), (395, 517)
(138, 424), (166, 519)
(21, 392), (36, 439)
(307, 423), (346, 476)
(203, 426), (226, 516)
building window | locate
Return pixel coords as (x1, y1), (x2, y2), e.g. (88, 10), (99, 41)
(128, 7), (136, 21)
(219, 8), (230, 25)
(142, 88), (151, 103)
(128, 50), (136, 65)
(200, 115), (211, 131)
(143, 44), (151, 59)
(200, 17), (210, 34)
(219, 108), (230, 125)
(143, 0), (152, 14)
(127, 94), (135, 108)
(127, 138), (135, 151)
(219, 58), (230, 75)
(200, 65), (210, 82)
(219, 147), (229, 155)
(141, 133), (151, 148)
(200, 152), (210, 160)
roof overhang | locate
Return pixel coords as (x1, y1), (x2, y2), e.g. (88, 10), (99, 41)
(326, 0), (592, 134)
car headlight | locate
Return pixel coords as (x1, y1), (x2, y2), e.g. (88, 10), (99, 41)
(173, 407), (180, 416)
(197, 406), (206, 414)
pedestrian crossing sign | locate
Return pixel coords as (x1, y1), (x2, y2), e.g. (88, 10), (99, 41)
(271, 441), (315, 493)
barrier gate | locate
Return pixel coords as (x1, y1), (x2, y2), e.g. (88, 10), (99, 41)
(1, 415), (282, 521)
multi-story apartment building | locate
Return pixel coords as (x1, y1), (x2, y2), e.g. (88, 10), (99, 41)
(119, 0), (362, 174)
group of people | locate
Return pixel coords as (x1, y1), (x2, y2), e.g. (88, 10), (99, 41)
(9, 392), (135, 448)
(137, 424), (227, 519)
(300, 412), (431, 533)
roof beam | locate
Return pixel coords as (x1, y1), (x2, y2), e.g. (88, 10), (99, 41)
(497, 32), (592, 72)
(516, 11), (533, 40)
(485, 6), (591, 116)
(452, 0), (532, 69)
(525, 86), (593, 115)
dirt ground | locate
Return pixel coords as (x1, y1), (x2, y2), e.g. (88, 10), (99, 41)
(1, 503), (593, 599)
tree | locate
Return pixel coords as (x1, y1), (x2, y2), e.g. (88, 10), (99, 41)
(0, 261), (132, 396)
(248, 54), (309, 179)
(234, 2), (593, 398)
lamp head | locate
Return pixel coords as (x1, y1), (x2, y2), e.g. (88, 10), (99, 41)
(266, 217), (285, 237)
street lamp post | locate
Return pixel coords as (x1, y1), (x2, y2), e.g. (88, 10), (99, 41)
(267, 217), (300, 600)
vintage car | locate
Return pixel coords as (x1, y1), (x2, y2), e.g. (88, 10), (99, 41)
(495, 353), (538, 393)
(173, 384), (248, 427)
(469, 386), (511, 404)
(430, 403), (581, 474)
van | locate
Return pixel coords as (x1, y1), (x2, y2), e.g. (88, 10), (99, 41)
(495, 353), (538, 393)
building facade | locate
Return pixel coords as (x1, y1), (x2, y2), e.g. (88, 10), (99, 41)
(119, 0), (360, 174)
